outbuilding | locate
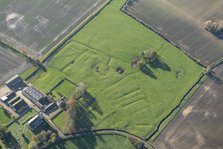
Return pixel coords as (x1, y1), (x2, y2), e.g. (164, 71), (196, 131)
(5, 75), (24, 90)
(26, 115), (43, 131)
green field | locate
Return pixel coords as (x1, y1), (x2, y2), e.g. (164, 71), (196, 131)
(53, 112), (69, 132)
(0, 108), (12, 125)
(54, 80), (76, 99)
(51, 135), (135, 149)
(32, 0), (201, 137)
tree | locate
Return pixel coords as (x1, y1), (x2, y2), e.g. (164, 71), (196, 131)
(128, 136), (144, 149)
(137, 59), (146, 70)
(50, 133), (57, 143)
(141, 49), (157, 63)
(203, 20), (223, 34)
(75, 82), (87, 99)
(28, 140), (38, 149)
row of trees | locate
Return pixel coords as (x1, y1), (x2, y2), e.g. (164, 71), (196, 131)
(62, 82), (87, 134)
(62, 99), (77, 134)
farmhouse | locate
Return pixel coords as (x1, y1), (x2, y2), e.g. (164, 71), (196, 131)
(26, 115), (43, 131)
(5, 75), (25, 91)
(22, 85), (47, 108)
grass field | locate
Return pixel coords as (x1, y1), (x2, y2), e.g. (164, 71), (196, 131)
(32, 0), (202, 137)
(0, 108), (12, 125)
(124, 0), (223, 65)
(0, 140), (6, 149)
(51, 135), (135, 149)
(54, 80), (76, 99)
(53, 112), (69, 132)
(0, 0), (106, 57)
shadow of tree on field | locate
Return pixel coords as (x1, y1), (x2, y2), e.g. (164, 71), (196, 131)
(127, 0), (138, 6)
(51, 134), (106, 149)
(82, 92), (103, 116)
(140, 65), (157, 79)
(52, 93), (104, 149)
(208, 72), (222, 85)
(5, 132), (20, 149)
(149, 57), (171, 72)
(22, 134), (30, 144)
(3, 109), (11, 119)
(211, 30), (223, 39)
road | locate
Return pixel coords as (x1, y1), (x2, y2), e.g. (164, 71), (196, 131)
(55, 128), (154, 148)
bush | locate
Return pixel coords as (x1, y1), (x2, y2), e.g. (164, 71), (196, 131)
(203, 20), (223, 34)
(128, 136), (144, 149)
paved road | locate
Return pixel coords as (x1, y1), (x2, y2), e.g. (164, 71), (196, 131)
(57, 128), (154, 148)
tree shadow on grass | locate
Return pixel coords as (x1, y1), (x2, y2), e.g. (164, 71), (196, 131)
(22, 134), (30, 144)
(51, 134), (106, 149)
(3, 109), (11, 119)
(82, 92), (103, 116)
(5, 132), (20, 149)
(149, 57), (171, 72)
(140, 65), (157, 79)
(74, 93), (104, 149)
(52, 97), (103, 149)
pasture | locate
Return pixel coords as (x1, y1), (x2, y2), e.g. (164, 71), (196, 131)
(0, 0), (106, 57)
(32, 0), (201, 137)
(53, 112), (69, 132)
(0, 45), (29, 85)
(51, 135), (135, 149)
(124, 0), (223, 66)
(154, 63), (223, 149)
